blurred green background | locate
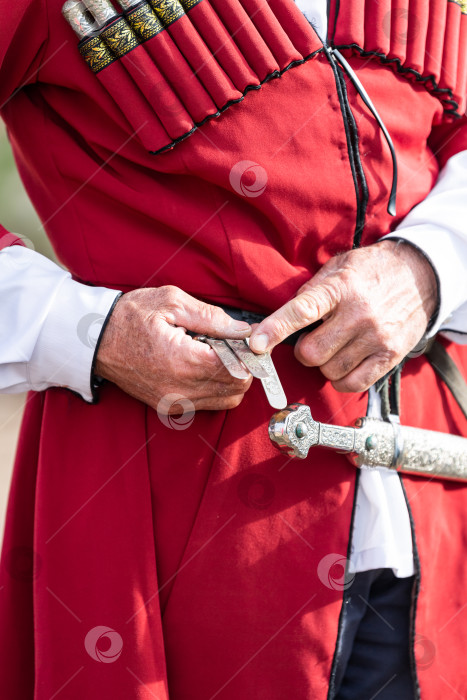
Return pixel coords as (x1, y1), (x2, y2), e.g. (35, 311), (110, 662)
(0, 122), (57, 539)
(0, 123), (56, 259)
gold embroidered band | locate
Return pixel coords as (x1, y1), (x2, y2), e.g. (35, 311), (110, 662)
(79, 35), (116, 73)
(148, 0), (185, 26)
(100, 16), (140, 58)
(126, 3), (164, 41)
(450, 0), (467, 14)
(180, 0), (204, 9)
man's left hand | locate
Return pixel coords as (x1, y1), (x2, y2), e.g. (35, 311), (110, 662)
(249, 240), (438, 392)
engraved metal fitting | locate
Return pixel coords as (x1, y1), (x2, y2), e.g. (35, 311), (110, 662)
(268, 404), (318, 459)
(116, 0), (141, 8)
(82, 0), (117, 27)
(62, 0), (100, 37)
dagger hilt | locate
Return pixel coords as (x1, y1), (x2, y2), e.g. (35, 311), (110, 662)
(268, 403), (467, 482)
(268, 403), (359, 460)
(268, 403), (397, 464)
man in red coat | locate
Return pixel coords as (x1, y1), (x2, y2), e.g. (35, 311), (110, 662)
(1, 0), (467, 698)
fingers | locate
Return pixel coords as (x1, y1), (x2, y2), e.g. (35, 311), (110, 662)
(294, 320), (403, 392)
(158, 391), (249, 415)
(165, 336), (253, 400)
(194, 373), (253, 398)
(158, 286), (251, 338)
(148, 369), (252, 414)
(330, 351), (399, 393)
(294, 317), (354, 367)
(190, 393), (248, 412)
(178, 334), (252, 384)
(249, 284), (338, 353)
(155, 375), (252, 415)
(296, 326), (402, 393)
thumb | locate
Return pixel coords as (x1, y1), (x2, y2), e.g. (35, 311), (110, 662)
(176, 295), (251, 338)
(249, 285), (336, 353)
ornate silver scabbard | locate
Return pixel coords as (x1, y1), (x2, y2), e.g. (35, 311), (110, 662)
(269, 403), (467, 481)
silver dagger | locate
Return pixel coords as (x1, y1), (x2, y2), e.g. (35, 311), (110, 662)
(268, 403), (467, 482)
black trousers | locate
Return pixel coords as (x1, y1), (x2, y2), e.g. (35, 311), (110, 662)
(330, 568), (416, 700)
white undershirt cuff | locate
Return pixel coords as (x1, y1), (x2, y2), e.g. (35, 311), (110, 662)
(27, 275), (121, 402)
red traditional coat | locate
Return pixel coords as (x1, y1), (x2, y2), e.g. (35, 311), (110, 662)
(1, 0), (467, 698)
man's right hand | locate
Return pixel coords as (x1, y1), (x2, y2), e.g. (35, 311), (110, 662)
(95, 286), (253, 413)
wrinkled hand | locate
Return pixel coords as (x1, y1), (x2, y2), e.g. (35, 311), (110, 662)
(96, 286), (253, 413)
(249, 240), (437, 392)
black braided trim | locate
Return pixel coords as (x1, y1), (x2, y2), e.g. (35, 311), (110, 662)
(399, 478), (422, 700)
(333, 43), (462, 118)
(149, 48), (324, 155)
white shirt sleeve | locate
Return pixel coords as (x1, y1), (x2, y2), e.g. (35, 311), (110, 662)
(384, 149), (467, 342)
(294, 0), (328, 40)
(0, 245), (121, 402)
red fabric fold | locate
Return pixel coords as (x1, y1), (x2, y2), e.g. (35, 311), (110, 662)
(404, 0), (430, 74)
(72, 0), (326, 154)
(364, 0), (391, 55)
(332, 0), (365, 47)
(96, 61), (171, 151)
(183, 1), (259, 91)
(210, 0), (278, 81)
(440, 0), (461, 92)
(149, 3), (242, 107)
(267, 0), (324, 56)
(455, 14), (467, 113)
(333, 0), (466, 116)
(425, 0), (448, 85)
(126, 3), (218, 124)
(388, 0), (409, 63)
(117, 45), (194, 139)
(239, 0), (303, 70)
